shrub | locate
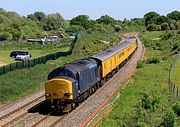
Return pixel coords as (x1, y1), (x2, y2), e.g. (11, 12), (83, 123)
(136, 122), (148, 127)
(161, 23), (170, 31)
(172, 43), (179, 51)
(141, 93), (160, 111)
(137, 61), (144, 68)
(147, 23), (158, 31)
(145, 57), (160, 64)
(172, 102), (180, 116)
(161, 110), (176, 127)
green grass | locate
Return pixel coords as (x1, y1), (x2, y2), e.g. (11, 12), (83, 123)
(0, 38), (71, 65)
(99, 31), (180, 127)
(0, 47), (69, 65)
(172, 57), (180, 87)
(0, 33), (120, 103)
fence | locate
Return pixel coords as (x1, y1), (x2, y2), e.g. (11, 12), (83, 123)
(0, 34), (79, 76)
(169, 52), (180, 97)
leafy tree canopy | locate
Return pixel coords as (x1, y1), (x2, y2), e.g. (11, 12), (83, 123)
(96, 15), (116, 25)
(70, 15), (91, 30)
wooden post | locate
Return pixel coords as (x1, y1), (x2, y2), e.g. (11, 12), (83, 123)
(173, 84), (175, 95)
(177, 86), (179, 97)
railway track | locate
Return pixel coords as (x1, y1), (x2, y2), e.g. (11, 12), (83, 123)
(31, 114), (66, 127)
(0, 95), (44, 127)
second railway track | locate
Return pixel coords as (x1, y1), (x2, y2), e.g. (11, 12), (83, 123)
(0, 95), (45, 127)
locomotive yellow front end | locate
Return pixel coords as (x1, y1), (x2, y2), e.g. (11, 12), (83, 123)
(45, 77), (73, 112)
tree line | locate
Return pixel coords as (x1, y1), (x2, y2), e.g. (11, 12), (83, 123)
(144, 11), (180, 31)
(0, 8), (179, 42)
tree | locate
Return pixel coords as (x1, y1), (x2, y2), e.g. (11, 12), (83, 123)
(0, 14), (9, 24)
(11, 17), (21, 29)
(43, 13), (66, 31)
(161, 22), (170, 30)
(144, 12), (160, 26)
(0, 32), (12, 41)
(167, 11), (180, 21)
(66, 25), (85, 34)
(70, 15), (91, 30)
(154, 16), (169, 25)
(147, 23), (158, 31)
(96, 15), (116, 25)
(34, 12), (46, 21)
(114, 25), (122, 32)
(169, 20), (179, 30)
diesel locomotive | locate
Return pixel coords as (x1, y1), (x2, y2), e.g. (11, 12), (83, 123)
(45, 38), (138, 112)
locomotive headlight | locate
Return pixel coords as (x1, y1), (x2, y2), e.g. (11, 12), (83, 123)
(64, 93), (71, 96)
(45, 93), (51, 97)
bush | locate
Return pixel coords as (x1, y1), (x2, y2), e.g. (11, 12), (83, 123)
(147, 23), (158, 31)
(145, 57), (160, 64)
(161, 110), (176, 127)
(172, 43), (179, 51)
(141, 92), (160, 111)
(137, 61), (144, 68)
(161, 23), (170, 31)
(136, 122), (148, 127)
(172, 102), (180, 116)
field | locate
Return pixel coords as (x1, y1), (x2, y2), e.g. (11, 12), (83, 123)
(0, 47), (69, 65)
(0, 33), (120, 103)
(99, 31), (180, 127)
(0, 39), (71, 65)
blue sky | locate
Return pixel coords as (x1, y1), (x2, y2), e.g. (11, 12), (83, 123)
(0, 0), (180, 20)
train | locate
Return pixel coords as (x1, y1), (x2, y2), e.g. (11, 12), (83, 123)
(45, 38), (138, 112)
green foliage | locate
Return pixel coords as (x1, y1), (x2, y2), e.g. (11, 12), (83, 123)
(70, 15), (91, 30)
(145, 57), (160, 64)
(0, 32), (12, 40)
(161, 22), (170, 31)
(96, 15), (116, 25)
(66, 25), (85, 34)
(172, 102), (180, 116)
(167, 11), (180, 21)
(144, 12), (160, 26)
(42, 13), (67, 31)
(145, 11), (180, 31)
(161, 110), (177, 127)
(136, 122), (148, 127)
(113, 25), (122, 32)
(154, 16), (169, 25)
(137, 61), (144, 68)
(141, 92), (160, 111)
(147, 23), (158, 31)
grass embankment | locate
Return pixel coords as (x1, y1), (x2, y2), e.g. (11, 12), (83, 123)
(0, 33), (120, 104)
(100, 30), (180, 127)
(172, 57), (180, 87)
(0, 38), (71, 64)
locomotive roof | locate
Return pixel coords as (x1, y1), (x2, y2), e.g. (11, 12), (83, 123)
(91, 38), (135, 61)
(64, 58), (97, 74)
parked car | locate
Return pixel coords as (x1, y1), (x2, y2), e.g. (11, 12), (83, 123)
(10, 51), (21, 58)
(15, 52), (32, 61)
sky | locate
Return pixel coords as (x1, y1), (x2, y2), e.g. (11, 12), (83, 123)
(0, 0), (180, 20)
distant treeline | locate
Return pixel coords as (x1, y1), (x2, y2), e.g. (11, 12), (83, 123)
(0, 8), (179, 41)
(144, 11), (180, 31)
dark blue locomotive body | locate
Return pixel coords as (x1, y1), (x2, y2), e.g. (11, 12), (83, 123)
(47, 58), (100, 100)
